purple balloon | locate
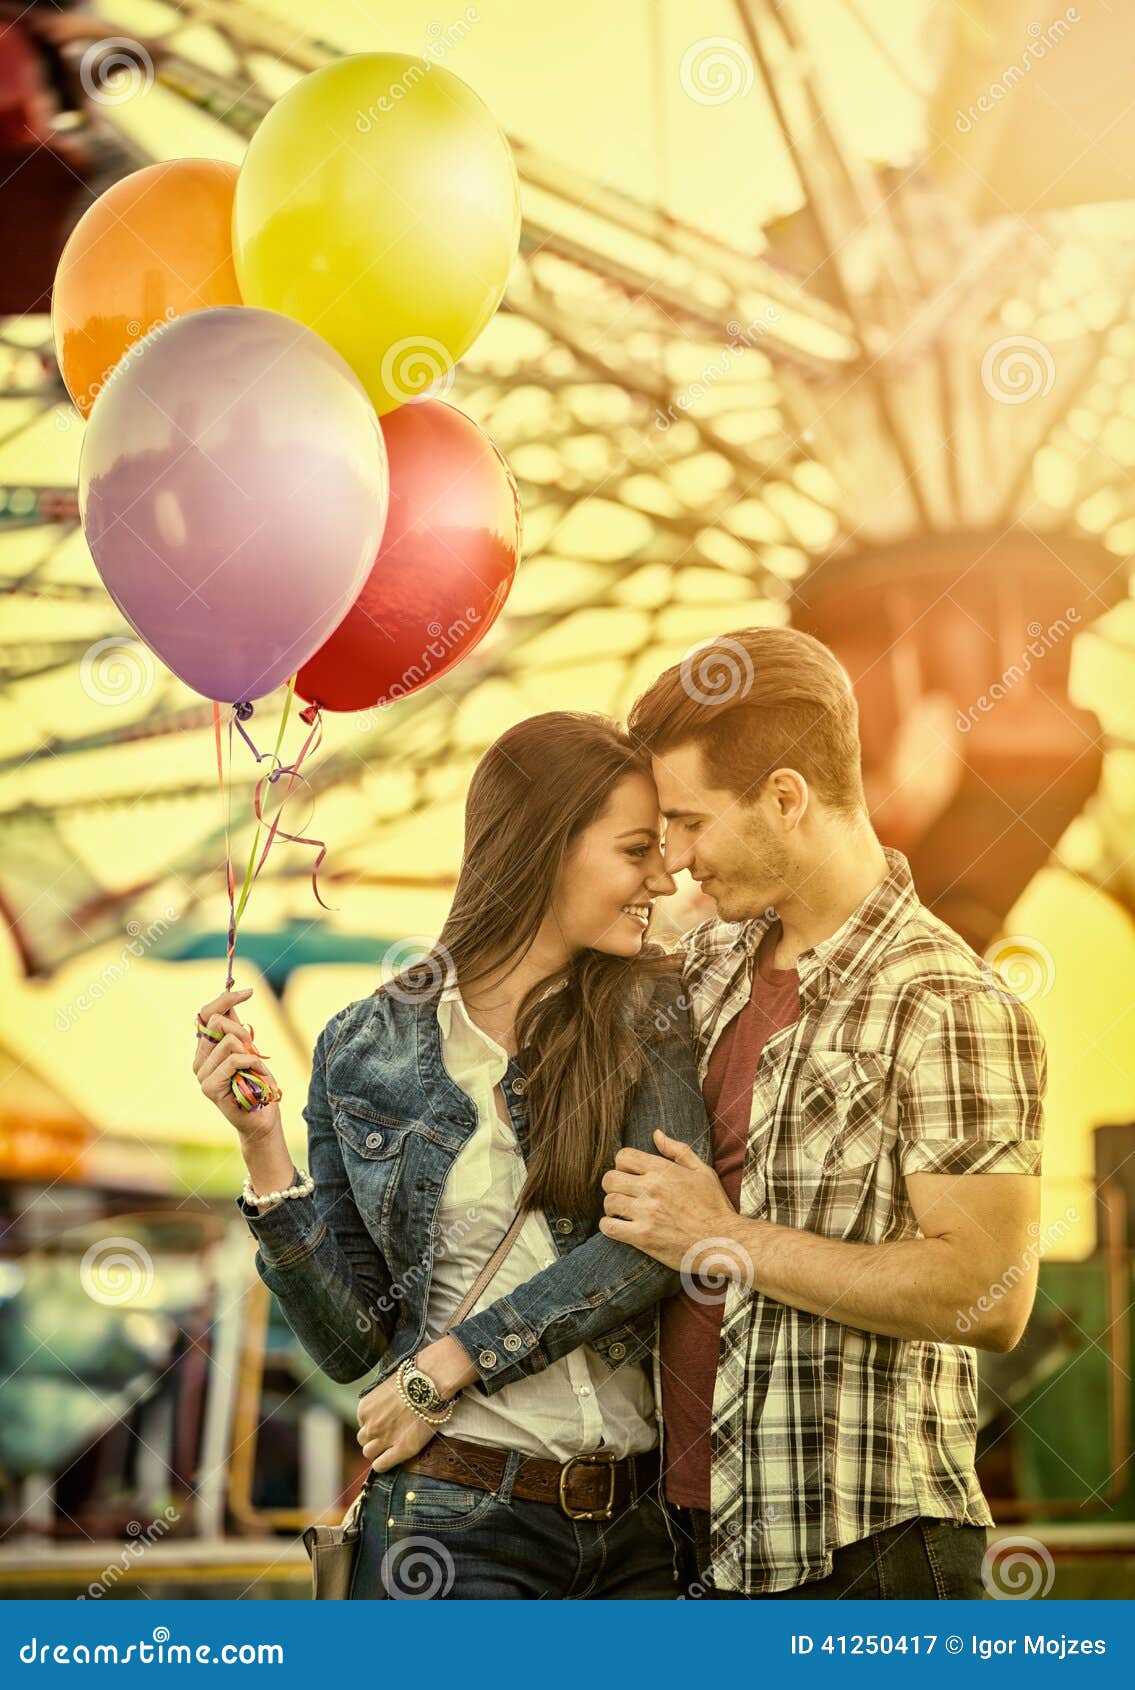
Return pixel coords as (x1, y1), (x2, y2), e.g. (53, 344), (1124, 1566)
(78, 306), (388, 703)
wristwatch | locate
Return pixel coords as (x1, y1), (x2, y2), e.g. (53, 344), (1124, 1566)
(398, 1356), (455, 1418)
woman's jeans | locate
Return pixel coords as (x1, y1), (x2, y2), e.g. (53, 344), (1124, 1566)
(676, 1507), (988, 1599)
(349, 1450), (681, 1599)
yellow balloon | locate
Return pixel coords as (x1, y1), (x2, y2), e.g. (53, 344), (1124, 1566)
(232, 54), (520, 416)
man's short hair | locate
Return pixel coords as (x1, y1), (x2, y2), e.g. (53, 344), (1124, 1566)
(628, 626), (867, 815)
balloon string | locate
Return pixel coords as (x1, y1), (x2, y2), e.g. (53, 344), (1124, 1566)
(210, 699), (279, 1111)
(231, 675), (297, 930)
(249, 704), (336, 912)
(212, 700), (238, 992)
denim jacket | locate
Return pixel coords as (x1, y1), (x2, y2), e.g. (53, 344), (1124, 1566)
(235, 972), (711, 1407)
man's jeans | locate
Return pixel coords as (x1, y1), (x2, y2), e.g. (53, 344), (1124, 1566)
(350, 1452), (681, 1599)
(677, 1508), (988, 1599)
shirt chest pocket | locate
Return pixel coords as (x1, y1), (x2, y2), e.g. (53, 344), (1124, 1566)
(796, 1049), (890, 1171)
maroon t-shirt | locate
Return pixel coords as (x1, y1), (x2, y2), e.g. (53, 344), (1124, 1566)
(659, 923), (800, 1509)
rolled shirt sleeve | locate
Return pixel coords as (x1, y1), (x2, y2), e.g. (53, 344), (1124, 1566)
(898, 984), (1046, 1178)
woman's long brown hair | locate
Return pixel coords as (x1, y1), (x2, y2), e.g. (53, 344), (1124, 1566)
(389, 712), (681, 1218)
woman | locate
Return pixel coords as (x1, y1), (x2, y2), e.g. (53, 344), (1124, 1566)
(195, 712), (710, 1599)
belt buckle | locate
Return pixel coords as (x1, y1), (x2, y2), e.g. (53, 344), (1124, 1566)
(558, 1452), (618, 1521)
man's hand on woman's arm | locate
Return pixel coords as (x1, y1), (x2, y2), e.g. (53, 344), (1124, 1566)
(599, 1131), (1041, 1352)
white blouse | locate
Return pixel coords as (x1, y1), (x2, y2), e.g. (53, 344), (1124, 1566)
(421, 980), (658, 1460)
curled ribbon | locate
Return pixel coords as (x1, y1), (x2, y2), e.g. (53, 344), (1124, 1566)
(209, 675), (336, 1110)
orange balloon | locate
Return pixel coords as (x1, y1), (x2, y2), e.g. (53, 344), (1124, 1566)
(52, 158), (244, 419)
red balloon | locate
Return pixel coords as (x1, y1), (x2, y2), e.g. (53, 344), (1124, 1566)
(296, 400), (521, 712)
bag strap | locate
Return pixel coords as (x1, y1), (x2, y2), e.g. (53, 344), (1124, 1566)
(443, 1202), (527, 1332)
(348, 1083), (531, 1518)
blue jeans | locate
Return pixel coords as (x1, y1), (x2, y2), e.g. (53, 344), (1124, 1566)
(677, 1508), (988, 1599)
(349, 1452), (681, 1599)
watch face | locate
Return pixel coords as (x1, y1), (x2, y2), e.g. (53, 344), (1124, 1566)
(405, 1372), (436, 1410)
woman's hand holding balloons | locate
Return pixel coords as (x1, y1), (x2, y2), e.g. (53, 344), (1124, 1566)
(193, 986), (282, 1136)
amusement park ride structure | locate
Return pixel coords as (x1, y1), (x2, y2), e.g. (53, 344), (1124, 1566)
(0, 0), (1132, 980)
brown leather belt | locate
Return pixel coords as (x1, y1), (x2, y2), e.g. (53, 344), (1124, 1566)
(402, 1432), (660, 1521)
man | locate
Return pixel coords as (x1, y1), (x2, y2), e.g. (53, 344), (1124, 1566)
(598, 626), (1046, 1599)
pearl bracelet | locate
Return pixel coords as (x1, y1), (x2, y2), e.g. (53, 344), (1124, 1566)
(241, 1166), (315, 1208)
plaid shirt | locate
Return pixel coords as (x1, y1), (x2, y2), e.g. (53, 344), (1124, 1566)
(669, 847), (1046, 1594)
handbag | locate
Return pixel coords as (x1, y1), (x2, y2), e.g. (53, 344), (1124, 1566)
(302, 1201), (528, 1599)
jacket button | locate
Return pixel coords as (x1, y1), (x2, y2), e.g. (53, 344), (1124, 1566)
(478, 1350), (498, 1368)
(503, 1334), (522, 1352)
(555, 1217), (573, 1234)
(608, 1341), (626, 1360)
(510, 1077), (526, 1095)
(365, 1131), (383, 1149)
